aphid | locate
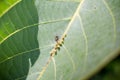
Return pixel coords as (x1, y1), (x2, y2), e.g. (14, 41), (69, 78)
(55, 36), (59, 42)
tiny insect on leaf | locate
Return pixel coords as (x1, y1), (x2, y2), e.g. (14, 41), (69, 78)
(55, 36), (59, 42)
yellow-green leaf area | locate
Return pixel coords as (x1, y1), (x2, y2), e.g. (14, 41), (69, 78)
(0, 0), (21, 17)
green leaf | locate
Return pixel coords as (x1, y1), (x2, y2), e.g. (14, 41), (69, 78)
(0, 0), (21, 17)
(0, 0), (120, 80)
(0, 0), (39, 80)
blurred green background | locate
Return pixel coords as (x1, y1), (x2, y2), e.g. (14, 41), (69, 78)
(90, 54), (120, 80)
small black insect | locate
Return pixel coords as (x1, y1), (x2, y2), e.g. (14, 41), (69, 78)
(55, 36), (59, 42)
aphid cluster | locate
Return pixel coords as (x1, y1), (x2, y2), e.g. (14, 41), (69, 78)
(50, 34), (67, 56)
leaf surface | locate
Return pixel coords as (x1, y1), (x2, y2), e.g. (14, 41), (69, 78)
(0, 0), (39, 80)
(0, 0), (21, 17)
(0, 0), (120, 80)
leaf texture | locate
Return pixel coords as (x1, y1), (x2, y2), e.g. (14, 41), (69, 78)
(0, 0), (120, 80)
(0, 0), (21, 17)
(0, 0), (39, 80)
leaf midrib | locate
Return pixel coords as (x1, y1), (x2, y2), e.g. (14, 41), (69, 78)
(36, 0), (86, 79)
